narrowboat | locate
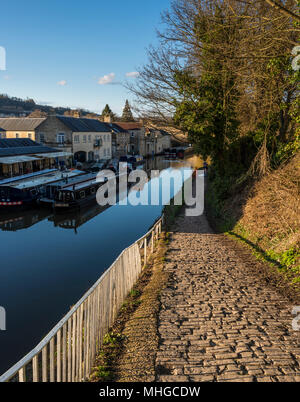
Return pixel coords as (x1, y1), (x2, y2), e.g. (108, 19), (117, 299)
(176, 148), (185, 159)
(42, 172), (99, 203)
(164, 148), (185, 159)
(128, 155), (144, 166)
(164, 148), (177, 159)
(53, 173), (103, 211)
(0, 169), (84, 210)
(53, 171), (128, 211)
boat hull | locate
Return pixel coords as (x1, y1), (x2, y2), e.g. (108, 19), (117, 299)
(54, 193), (100, 211)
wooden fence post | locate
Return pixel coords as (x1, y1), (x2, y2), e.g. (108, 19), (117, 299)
(144, 238), (147, 267)
(151, 231), (154, 253)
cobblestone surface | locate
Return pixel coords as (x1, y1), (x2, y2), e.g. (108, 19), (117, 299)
(156, 212), (300, 382)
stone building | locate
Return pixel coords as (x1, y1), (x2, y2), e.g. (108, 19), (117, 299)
(113, 122), (171, 157)
(144, 128), (172, 156)
(113, 122), (146, 155)
(103, 122), (130, 158)
(36, 116), (112, 162)
(0, 118), (46, 140)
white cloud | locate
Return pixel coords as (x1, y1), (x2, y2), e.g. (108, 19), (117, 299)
(58, 80), (67, 86)
(98, 73), (116, 85)
(126, 71), (140, 78)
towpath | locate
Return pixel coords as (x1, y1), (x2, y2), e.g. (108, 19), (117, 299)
(155, 211), (300, 382)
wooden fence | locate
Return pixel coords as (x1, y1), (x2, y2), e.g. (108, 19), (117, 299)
(0, 216), (163, 382)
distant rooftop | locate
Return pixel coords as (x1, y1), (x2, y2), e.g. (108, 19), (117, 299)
(0, 118), (46, 131)
(114, 122), (143, 131)
(104, 122), (129, 133)
(57, 116), (111, 133)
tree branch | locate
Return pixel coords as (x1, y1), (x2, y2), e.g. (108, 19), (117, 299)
(264, 0), (300, 22)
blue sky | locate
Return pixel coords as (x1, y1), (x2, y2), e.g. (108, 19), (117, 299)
(0, 0), (171, 115)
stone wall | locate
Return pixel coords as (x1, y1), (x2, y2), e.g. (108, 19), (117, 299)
(36, 116), (73, 153)
(73, 132), (112, 161)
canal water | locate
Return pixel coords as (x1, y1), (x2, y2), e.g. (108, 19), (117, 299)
(0, 155), (201, 375)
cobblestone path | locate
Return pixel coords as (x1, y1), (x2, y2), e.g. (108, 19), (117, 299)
(156, 212), (300, 382)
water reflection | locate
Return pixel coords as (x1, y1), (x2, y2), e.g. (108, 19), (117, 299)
(0, 209), (51, 232)
(0, 155), (201, 375)
(49, 204), (112, 234)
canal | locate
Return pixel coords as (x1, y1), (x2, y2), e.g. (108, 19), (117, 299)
(0, 155), (201, 375)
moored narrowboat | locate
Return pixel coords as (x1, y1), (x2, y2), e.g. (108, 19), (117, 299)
(53, 174), (102, 210)
(53, 170), (128, 211)
(128, 155), (144, 166)
(0, 169), (84, 210)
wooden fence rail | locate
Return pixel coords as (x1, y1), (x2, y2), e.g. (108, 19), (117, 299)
(0, 216), (163, 382)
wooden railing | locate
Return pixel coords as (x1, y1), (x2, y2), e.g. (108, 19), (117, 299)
(0, 217), (163, 382)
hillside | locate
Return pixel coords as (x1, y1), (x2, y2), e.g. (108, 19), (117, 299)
(0, 94), (98, 117)
(207, 152), (300, 288)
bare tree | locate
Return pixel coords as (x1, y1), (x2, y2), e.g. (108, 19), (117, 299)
(263, 0), (300, 22)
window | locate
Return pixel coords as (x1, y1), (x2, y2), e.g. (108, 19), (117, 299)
(57, 133), (65, 144)
(83, 135), (87, 143)
(74, 135), (79, 144)
(88, 135), (91, 143)
(39, 133), (45, 143)
(15, 133), (19, 138)
(28, 133), (32, 139)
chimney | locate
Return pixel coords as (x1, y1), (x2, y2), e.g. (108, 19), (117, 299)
(73, 110), (81, 118)
(104, 115), (112, 123)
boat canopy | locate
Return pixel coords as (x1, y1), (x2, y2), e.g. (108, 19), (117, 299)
(3, 170), (85, 190)
(34, 152), (72, 159)
(0, 155), (41, 165)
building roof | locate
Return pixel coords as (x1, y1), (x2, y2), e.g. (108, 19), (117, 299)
(155, 129), (172, 137)
(0, 138), (41, 148)
(0, 155), (41, 165)
(57, 116), (111, 133)
(114, 122), (142, 131)
(0, 118), (46, 131)
(104, 122), (129, 134)
(0, 138), (60, 157)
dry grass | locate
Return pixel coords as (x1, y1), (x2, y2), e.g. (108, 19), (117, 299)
(220, 152), (300, 286)
(239, 153), (300, 253)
